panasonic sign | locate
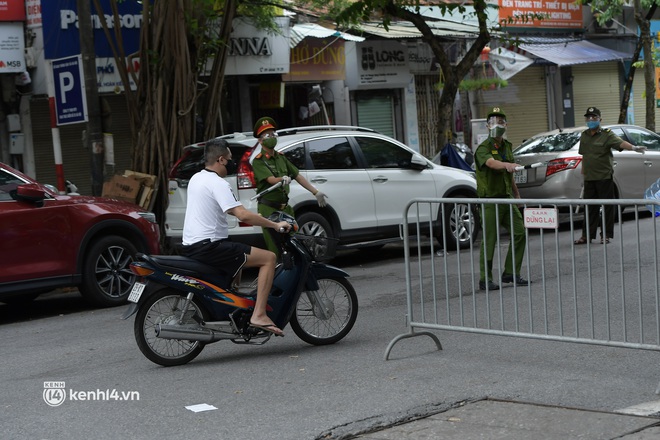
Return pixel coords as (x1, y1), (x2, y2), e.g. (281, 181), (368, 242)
(59, 10), (143, 30)
(42, 0), (143, 59)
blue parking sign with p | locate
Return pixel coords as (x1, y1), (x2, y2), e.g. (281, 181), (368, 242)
(52, 55), (87, 126)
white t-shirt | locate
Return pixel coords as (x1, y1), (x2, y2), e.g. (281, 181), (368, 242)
(182, 169), (242, 245)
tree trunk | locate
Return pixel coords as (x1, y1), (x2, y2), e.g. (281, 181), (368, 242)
(634, 0), (656, 131)
(386, 0), (489, 152)
(619, 3), (656, 124)
(203, 0), (237, 139)
(618, 38), (641, 124)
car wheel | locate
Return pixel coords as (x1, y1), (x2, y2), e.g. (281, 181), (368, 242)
(297, 212), (333, 238)
(437, 197), (480, 250)
(297, 212), (335, 261)
(79, 235), (139, 307)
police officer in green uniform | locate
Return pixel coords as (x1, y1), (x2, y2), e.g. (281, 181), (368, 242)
(251, 117), (328, 254)
(475, 107), (528, 291)
(575, 107), (646, 245)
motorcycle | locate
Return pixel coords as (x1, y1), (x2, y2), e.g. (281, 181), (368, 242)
(121, 211), (358, 366)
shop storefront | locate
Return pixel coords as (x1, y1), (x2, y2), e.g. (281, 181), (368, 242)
(345, 40), (419, 150)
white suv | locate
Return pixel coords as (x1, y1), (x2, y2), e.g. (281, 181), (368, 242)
(165, 126), (479, 251)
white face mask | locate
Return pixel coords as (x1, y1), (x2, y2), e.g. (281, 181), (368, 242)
(489, 125), (506, 138)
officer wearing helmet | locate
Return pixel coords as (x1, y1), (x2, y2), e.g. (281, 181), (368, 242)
(474, 107), (529, 291)
(251, 117), (328, 254)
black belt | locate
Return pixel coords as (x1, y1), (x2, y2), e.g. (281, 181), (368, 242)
(259, 199), (288, 210)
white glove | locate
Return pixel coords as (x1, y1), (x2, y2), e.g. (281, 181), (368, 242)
(315, 191), (328, 208)
(281, 176), (292, 186)
(633, 145), (647, 154)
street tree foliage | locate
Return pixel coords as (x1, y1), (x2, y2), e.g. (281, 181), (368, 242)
(576, 0), (658, 129)
(94, 0), (280, 238)
(304, 0), (541, 152)
(327, 0), (492, 151)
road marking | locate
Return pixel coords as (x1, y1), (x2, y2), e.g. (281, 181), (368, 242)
(616, 401), (660, 417)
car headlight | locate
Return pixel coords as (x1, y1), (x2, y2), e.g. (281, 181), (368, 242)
(138, 212), (157, 223)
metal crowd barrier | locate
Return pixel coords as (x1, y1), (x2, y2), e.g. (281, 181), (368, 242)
(385, 198), (660, 371)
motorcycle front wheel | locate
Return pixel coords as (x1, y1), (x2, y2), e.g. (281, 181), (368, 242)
(290, 277), (358, 345)
(134, 289), (209, 367)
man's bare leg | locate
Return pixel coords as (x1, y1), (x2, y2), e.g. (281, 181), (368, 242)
(244, 247), (283, 335)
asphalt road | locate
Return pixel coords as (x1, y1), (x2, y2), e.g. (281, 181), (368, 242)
(2, 228), (660, 439)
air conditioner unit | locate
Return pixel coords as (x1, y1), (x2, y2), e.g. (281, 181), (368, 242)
(594, 19), (620, 33)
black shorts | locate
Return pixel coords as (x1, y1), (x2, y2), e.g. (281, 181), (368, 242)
(181, 239), (251, 278)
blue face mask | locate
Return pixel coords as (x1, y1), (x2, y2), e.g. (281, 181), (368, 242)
(587, 121), (600, 130)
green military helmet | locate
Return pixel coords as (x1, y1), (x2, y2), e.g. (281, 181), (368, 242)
(253, 117), (277, 138)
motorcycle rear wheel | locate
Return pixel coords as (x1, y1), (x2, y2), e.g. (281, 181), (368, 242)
(134, 289), (209, 366)
(290, 277), (358, 345)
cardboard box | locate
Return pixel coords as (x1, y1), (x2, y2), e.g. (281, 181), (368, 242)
(138, 186), (154, 210)
(102, 171), (158, 209)
(124, 170), (157, 188)
(124, 170), (158, 210)
(102, 175), (141, 203)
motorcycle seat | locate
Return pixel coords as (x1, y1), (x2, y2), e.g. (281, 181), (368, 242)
(140, 254), (233, 286)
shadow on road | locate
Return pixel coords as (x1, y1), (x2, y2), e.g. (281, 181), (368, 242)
(0, 289), (98, 325)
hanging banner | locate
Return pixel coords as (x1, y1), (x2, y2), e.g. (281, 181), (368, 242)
(26, 0), (42, 29)
(488, 47), (533, 80)
(0, 0), (26, 21)
(284, 38), (345, 82)
(0, 23), (26, 73)
(498, 0), (582, 29)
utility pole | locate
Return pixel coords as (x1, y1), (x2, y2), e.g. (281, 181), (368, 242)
(77, 0), (104, 196)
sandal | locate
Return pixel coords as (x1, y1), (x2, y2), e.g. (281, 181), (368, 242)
(601, 237), (610, 244)
(574, 237), (589, 245)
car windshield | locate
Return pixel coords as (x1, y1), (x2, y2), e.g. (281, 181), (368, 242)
(514, 131), (581, 155)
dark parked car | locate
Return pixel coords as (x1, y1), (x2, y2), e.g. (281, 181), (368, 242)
(0, 162), (161, 306)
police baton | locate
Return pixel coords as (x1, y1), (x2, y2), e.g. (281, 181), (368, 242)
(251, 181), (283, 201)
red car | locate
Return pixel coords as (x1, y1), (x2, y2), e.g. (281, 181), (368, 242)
(0, 162), (160, 307)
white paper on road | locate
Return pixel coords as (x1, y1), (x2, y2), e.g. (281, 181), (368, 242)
(185, 403), (218, 412)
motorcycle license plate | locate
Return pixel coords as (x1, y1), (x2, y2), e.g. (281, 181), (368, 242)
(514, 169), (527, 184)
(128, 282), (146, 303)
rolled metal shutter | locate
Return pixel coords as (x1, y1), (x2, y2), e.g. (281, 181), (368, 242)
(356, 93), (395, 138)
(31, 95), (135, 195)
(475, 66), (548, 148)
(572, 62), (622, 125)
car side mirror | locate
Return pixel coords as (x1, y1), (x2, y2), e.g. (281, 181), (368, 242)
(410, 153), (428, 170)
(13, 183), (47, 207)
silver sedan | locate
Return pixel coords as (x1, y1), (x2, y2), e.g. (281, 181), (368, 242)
(512, 124), (660, 206)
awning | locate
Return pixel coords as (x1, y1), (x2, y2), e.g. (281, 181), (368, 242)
(354, 20), (483, 39)
(518, 40), (631, 66)
(290, 23), (364, 48)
